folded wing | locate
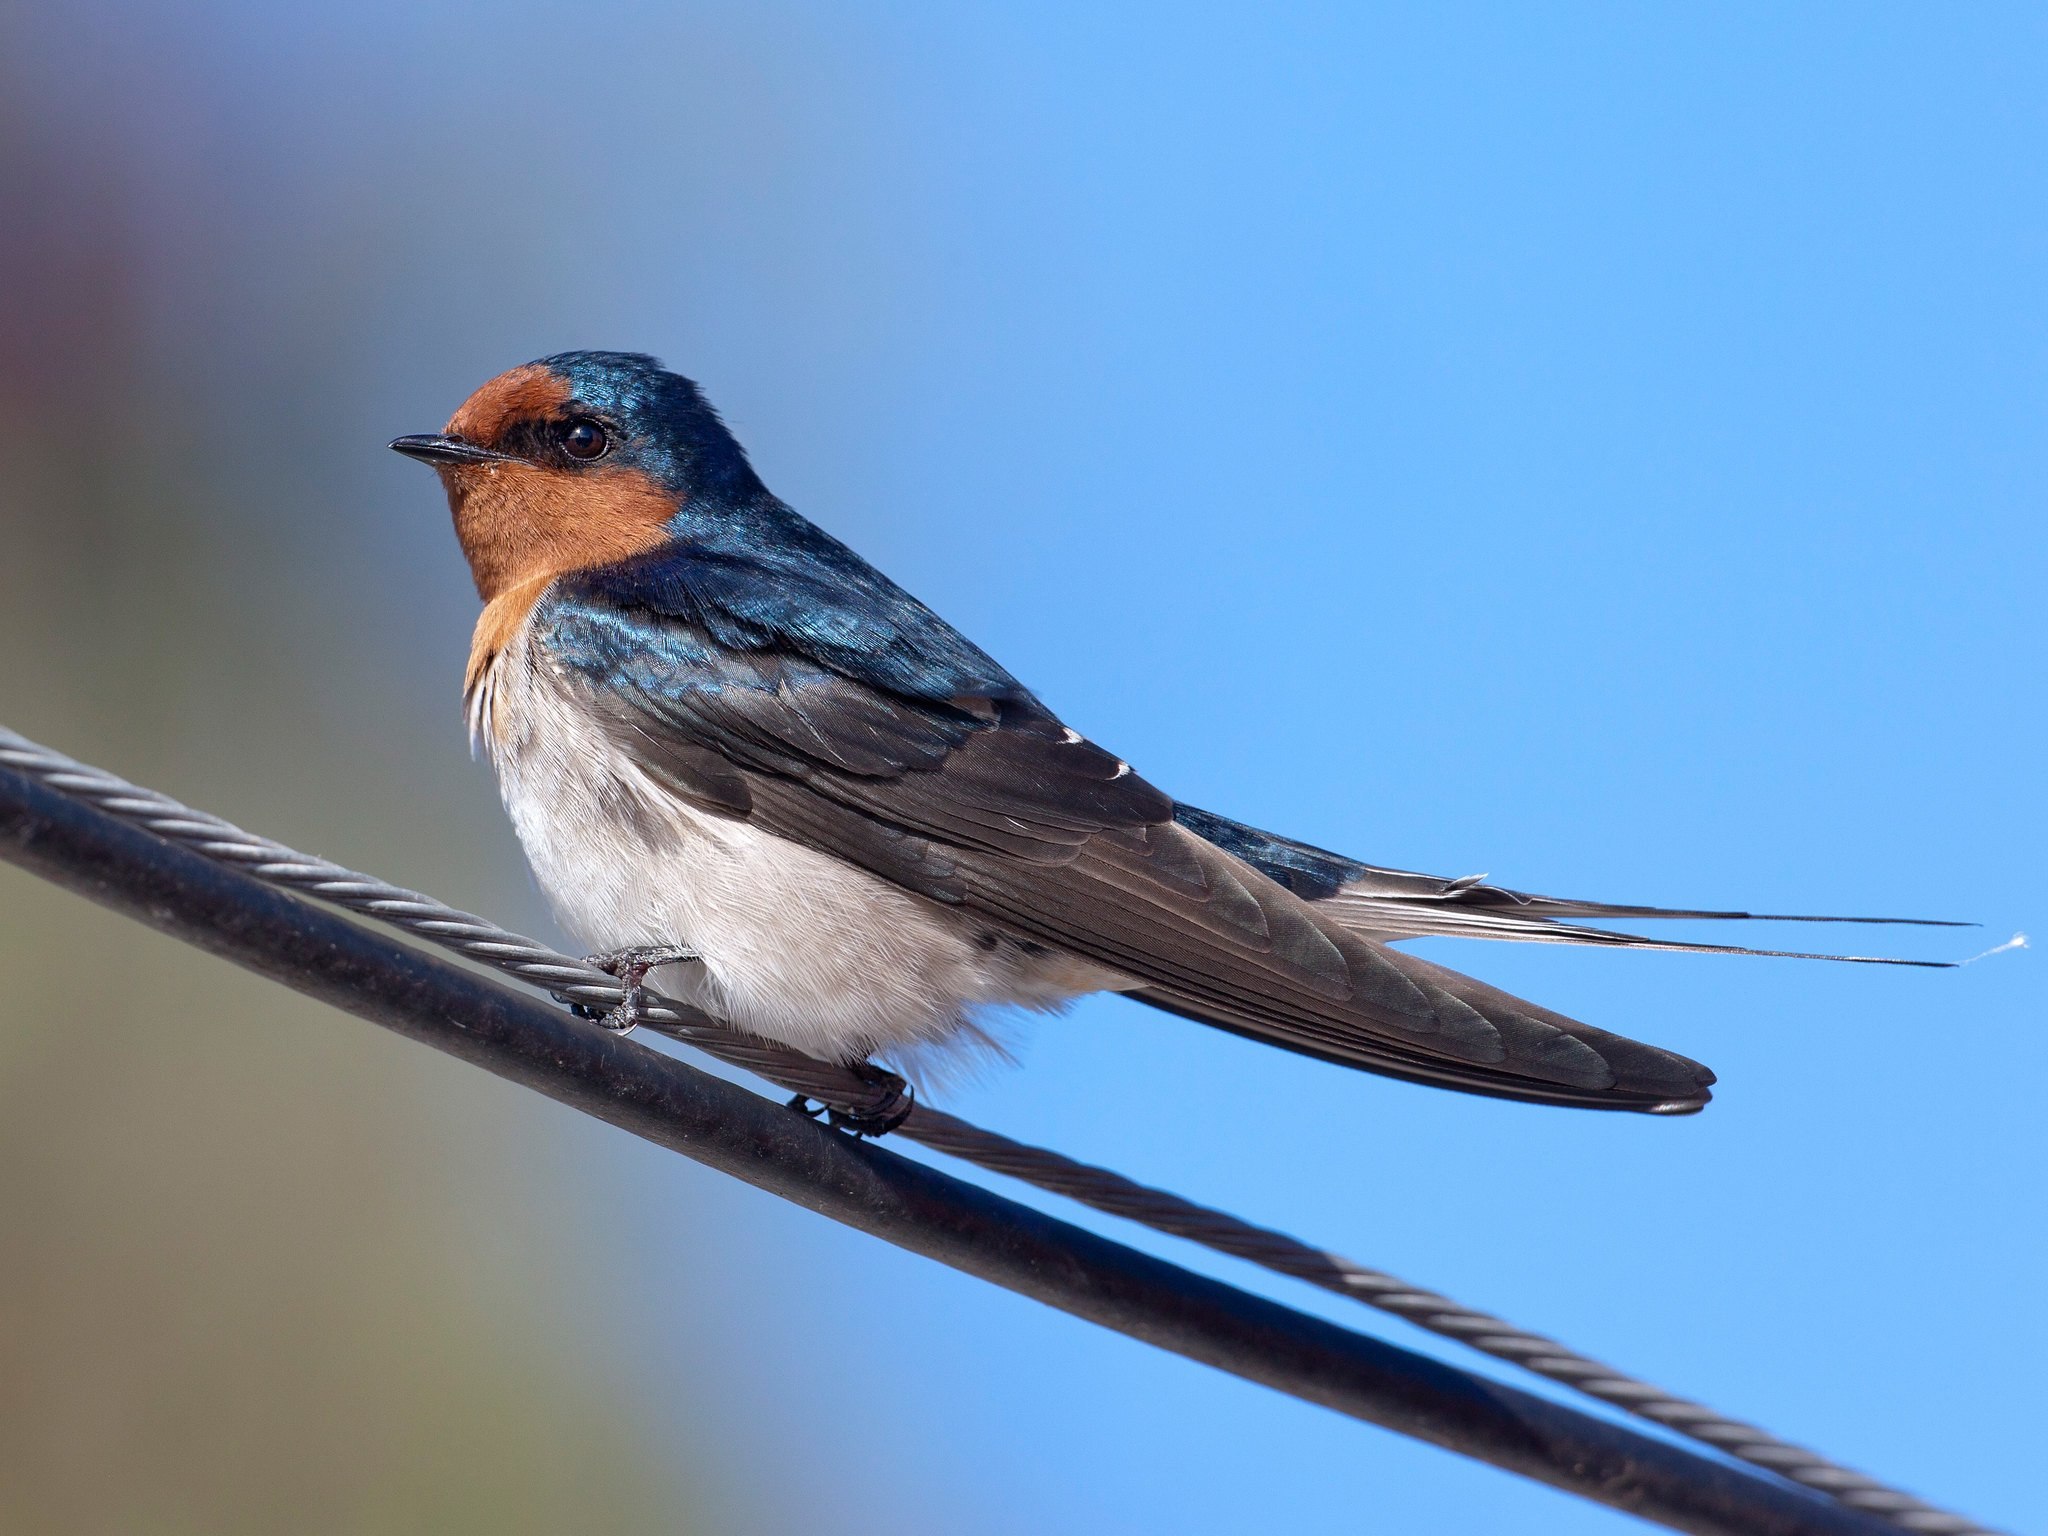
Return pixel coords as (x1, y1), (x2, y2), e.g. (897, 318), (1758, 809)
(538, 560), (1720, 1112)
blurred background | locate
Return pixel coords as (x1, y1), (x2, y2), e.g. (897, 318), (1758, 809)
(1, 3), (2040, 1532)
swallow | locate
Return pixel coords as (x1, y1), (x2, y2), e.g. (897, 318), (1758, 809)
(393, 351), (1954, 1115)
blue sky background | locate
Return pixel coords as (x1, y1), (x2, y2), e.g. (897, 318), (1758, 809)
(2, 4), (2040, 1532)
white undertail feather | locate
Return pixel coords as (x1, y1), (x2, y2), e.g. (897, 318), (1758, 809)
(469, 625), (1129, 1067)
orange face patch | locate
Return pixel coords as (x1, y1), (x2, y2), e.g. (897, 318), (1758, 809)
(443, 364), (574, 451)
(427, 364), (677, 603)
(439, 457), (677, 601)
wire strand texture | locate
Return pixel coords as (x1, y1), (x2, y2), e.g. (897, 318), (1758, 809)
(0, 725), (1996, 1536)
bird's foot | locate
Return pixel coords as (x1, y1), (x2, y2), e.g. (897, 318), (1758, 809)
(577, 944), (699, 1034)
(784, 1061), (915, 1139)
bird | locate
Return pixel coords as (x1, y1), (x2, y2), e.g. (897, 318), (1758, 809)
(392, 351), (1953, 1117)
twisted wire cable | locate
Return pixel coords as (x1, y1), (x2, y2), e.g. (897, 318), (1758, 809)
(0, 729), (902, 1123)
(902, 1108), (1987, 1532)
(0, 726), (1997, 1536)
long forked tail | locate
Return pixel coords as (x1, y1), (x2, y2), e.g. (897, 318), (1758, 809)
(1173, 805), (1967, 966)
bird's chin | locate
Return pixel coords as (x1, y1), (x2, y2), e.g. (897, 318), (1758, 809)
(435, 458), (520, 516)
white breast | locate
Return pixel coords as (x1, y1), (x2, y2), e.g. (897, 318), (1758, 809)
(474, 628), (1123, 1067)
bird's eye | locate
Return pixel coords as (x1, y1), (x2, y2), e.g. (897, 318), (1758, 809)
(560, 419), (609, 460)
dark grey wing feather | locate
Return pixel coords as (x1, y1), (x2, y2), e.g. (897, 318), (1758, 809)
(540, 593), (1712, 1112)
(946, 825), (1710, 1109)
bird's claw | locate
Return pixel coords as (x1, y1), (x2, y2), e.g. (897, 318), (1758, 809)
(784, 1062), (915, 1138)
(577, 944), (699, 1034)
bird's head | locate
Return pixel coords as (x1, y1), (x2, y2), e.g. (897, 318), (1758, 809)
(392, 351), (761, 600)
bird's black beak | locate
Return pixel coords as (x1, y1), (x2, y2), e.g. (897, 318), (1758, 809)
(389, 433), (515, 467)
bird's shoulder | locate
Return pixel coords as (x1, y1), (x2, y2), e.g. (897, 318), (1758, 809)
(540, 518), (1021, 708)
(524, 535), (1175, 862)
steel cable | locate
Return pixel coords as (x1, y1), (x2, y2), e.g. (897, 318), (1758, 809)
(0, 725), (1998, 1536)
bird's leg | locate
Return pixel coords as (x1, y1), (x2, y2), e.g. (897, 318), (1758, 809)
(578, 944), (699, 1033)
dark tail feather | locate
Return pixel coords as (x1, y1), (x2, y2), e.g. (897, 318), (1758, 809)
(1323, 893), (1959, 965)
(1359, 878), (1973, 929)
(1172, 803), (1966, 964)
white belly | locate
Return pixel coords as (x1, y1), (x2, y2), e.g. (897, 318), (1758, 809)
(478, 633), (1120, 1066)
